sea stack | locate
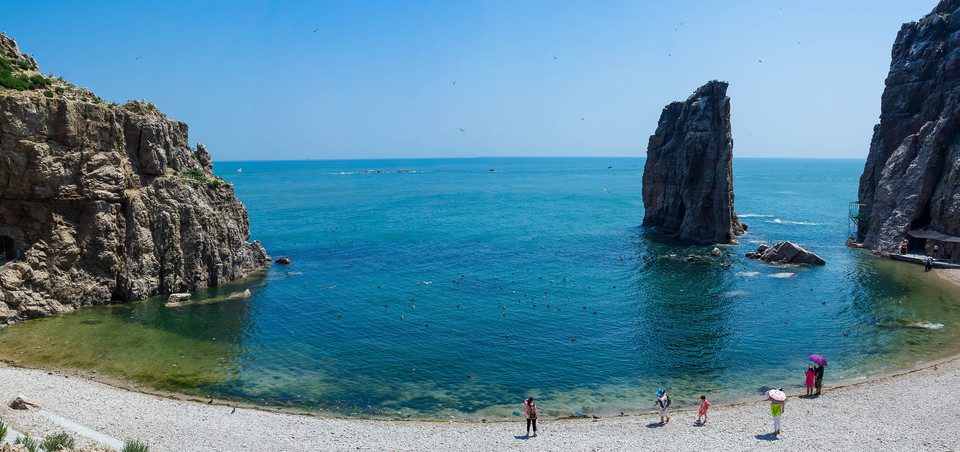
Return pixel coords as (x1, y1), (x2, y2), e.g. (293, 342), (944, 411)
(854, 1), (960, 262)
(642, 80), (746, 244)
(0, 34), (269, 323)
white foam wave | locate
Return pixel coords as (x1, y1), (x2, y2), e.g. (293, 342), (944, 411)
(767, 272), (796, 278)
(737, 271), (761, 277)
(738, 214), (773, 218)
(766, 219), (821, 226)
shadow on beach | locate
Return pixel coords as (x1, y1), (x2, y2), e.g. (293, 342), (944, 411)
(645, 422), (665, 429)
(755, 433), (779, 441)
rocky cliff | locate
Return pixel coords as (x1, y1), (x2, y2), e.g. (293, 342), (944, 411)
(642, 80), (746, 244)
(855, 1), (960, 261)
(0, 34), (269, 323)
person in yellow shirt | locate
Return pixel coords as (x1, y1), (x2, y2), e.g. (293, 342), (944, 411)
(771, 402), (783, 434)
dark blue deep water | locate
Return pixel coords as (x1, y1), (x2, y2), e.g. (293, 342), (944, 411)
(4, 158), (959, 419)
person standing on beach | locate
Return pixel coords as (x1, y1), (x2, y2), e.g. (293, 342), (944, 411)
(814, 364), (824, 395)
(770, 401), (783, 434)
(655, 389), (671, 423)
(805, 366), (815, 396)
(524, 397), (538, 437)
(696, 395), (710, 423)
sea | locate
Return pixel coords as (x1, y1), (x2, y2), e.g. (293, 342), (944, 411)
(1, 157), (959, 419)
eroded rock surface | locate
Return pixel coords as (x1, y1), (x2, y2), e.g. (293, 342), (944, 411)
(642, 80), (746, 244)
(0, 34), (268, 323)
(747, 241), (825, 266)
(856, 1), (960, 261)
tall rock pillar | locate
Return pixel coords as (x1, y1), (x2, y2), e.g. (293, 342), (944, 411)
(642, 80), (746, 244)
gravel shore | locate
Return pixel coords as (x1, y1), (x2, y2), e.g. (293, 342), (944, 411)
(2, 270), (959, 451)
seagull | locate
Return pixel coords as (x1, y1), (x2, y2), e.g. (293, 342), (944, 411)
(759, 59), (763, 63)
(601, 186), (610, 193)
(135, 56), (142, 60)
(313, 29), (318, 33)
(458, 128), (465, 133)
(452, 80), (456, 85)
(553, 56), (557, 59)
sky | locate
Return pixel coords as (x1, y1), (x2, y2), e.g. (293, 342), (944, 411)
(2, 1), (937, 161)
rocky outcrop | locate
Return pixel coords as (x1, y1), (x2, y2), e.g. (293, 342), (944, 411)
(746, 241), (825, 266)
(642, 80), (746, 244)
(0, 33), (268, 323)
(855, 1), (960, 262)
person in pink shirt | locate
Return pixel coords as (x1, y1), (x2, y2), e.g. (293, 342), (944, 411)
(696, 395), (711, 424)
(524, 397), (538, 437)
(805, 366), (815, 396)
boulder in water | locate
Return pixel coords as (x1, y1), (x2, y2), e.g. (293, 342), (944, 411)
(165, 293), (191, 307)
(757, 241), (825, 266)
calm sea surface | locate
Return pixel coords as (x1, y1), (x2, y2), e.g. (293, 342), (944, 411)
(2, 157), (959, 419)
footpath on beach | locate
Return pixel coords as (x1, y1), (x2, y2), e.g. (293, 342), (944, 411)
(1, 353), (960, 451)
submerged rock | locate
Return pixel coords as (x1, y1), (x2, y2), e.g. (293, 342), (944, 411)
(0, 33), (269, 324)
(165, 293), (192, 307)
(642, 80), (746, 244)
(855, 1), (960, 262)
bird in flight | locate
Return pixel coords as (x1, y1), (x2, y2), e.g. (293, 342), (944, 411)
(313, 29), (318, 33)
(135, 56), (142, 60)
(759, 59), (763, 63)
(458, 128), (465, 133)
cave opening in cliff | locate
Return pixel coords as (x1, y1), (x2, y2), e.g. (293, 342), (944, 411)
(0, 235), (14, 262)
(907, 203), (933, 251)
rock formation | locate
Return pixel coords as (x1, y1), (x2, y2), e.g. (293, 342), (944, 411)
(746, 241), (825, 266)
(855, 1), (960, 261)
(0, 34), (268, 323)
(642, 80), (746, 244)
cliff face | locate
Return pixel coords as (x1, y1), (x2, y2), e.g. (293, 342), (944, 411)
(642, 80), (745, 244)
(0, 34), (268, 323)
(856, 1), (960, 261)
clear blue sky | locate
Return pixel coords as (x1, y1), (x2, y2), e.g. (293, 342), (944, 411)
(2, 1), (935, 161)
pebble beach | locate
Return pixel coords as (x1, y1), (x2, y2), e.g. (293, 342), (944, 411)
(1, 269), (959, 451)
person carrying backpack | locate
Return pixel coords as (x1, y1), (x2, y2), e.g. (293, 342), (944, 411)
(656, 389), (671, 423)
(524, 397), (538, 437)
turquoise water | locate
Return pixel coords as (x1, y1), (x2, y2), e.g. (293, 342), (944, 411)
(3, 157), (960, 419)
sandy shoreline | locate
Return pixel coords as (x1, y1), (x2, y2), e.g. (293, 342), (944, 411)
(1, 269), (959, 451)
(2, 354), (960, 451)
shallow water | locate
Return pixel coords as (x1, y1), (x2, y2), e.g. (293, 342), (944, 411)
(1, 158), (958, 419)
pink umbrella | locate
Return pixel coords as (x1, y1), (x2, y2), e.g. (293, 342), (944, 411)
(766, 389), (786, 403)
(809, 354), (827, 366)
